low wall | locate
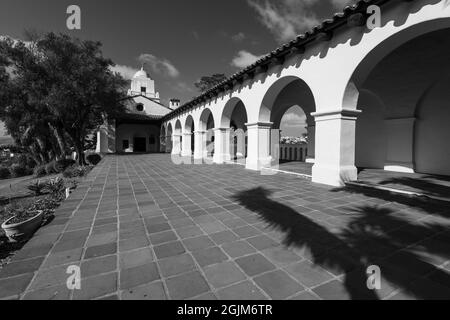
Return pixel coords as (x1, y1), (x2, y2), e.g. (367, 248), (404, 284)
(279, 144), (307, 162)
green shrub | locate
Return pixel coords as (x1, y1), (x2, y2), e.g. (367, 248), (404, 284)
(62, 165), (77, 178)
(43, 177), (65, 195)
(63, 165), (91, 178)
(86, 153), (101, 166)
(10, 163), (29, 178)
(15, 154), (36, 169)
(45, 161), (57, 175)
(53, 159), (76, 173)
(33, 165), (47, 178)
(0, 166), (11, 179)
(27, 180), (47, 196)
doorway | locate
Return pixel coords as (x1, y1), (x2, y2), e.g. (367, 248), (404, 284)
(134, 137), (147, 153)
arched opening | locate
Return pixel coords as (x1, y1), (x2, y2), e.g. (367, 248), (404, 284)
(184, 115), (195, 155)
(160, 125), (166, 153)
(174, 120), (182, 155)
(221, 98), (248, 162)
(199, 109), (215, 158)
(279, 105), (308, 162)
(166, 123), (173, 153)
(349, 26), (450, 178)
(259, 76), (316, 167)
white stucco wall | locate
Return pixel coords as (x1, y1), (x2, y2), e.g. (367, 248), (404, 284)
(116, 124), (160, 153)
(415, 75), (450, 176)
(161, 0), (450, 185)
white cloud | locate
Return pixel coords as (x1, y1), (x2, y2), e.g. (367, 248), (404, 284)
(232, 32), (246, 42)
(247, 0), (320, 43)
(231, 50), (265, 68)
(282, 112), (306, 125)
(110, 64), (139, 80)
(173, 81), (194, 93)
(138, 54), (180, 78)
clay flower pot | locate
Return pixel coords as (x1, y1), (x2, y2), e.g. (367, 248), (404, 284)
(1, 210), (44, 243)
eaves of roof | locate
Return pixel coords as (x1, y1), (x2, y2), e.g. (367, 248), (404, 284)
(163, 0), (391, 121)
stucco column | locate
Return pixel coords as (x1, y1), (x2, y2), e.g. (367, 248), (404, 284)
(165, 135), (172, 153)
(312, 109), (361, 186)
(193, 130), (207, 159)
(245, 122), (273, 171)
(384, 118), (415, 173)
(96, 127), (108, 153)
(96, 119), (115, 153)
(160, 136), (166, 153)
(128, 134), (134, 153)
(235, 129), (246, 159)
(305, 125), (315, 163)
(182, 133), (193, 157)
(213, 128), (231, 164)
(171, 134), (182, 155)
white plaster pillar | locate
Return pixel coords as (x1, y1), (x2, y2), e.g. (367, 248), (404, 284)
(164, 136), (170, 153)
(384, 118), (415, 173)
(306, 125), (315, 163)
(312, 109), (361, 186)
(171, 134), (182, 155)
(213, 128), (231, 164)
(127, 134), (134, 153)
(245, 122), (273, 171)
(96, 128), (107, 153)
(271, 129), (281, 164)
(235, 129), (246, 159)
(182, 133), (193, 157)
(96, 119), (115, 153)
(193, 131), (207, 159)
(160, 136), (166, 153)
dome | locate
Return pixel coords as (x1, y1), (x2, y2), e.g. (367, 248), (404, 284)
(133, 67), (148, 79)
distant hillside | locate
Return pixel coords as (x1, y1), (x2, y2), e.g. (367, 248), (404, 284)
(0, 136), (13, 145)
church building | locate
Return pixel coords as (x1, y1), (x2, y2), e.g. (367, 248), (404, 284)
(96, 67), (179, 154)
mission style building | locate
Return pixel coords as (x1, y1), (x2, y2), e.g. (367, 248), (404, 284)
(96, 67), (179, 154)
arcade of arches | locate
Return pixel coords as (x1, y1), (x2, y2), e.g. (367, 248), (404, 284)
(98, 1), (450, 187)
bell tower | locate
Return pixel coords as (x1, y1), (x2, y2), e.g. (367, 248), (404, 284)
(128, 64), (160, 102)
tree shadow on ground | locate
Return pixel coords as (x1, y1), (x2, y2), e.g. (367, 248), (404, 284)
(377, 176), (450, 199)
(232, 187), (450, 299)
(232, 187), (378, 300)
(341, 205), (450, 299)
(343, 185), (450, 219)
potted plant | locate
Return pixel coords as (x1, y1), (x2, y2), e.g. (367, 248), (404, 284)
(1, 202), (43, 243)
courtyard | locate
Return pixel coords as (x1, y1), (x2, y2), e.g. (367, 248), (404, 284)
(0, 154), (449, 300)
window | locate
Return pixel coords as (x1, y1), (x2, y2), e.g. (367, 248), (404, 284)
(123, 140), (129, 150)
(149, 135), (156, 145)
(141, 86), (146, 93)
(136, 104), (144, 112)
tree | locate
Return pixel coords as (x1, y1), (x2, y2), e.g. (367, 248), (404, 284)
(0, 33), (128, 165)
(194, 73), (227, 92)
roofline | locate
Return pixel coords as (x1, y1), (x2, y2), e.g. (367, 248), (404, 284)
(163, 0), (392, 122)
(127, 94), (174, 111)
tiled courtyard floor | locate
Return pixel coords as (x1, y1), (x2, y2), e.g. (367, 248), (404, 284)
(1, 154), (449, 300)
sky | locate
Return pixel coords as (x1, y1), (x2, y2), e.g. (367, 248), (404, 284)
(0, 0), (354, 138)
